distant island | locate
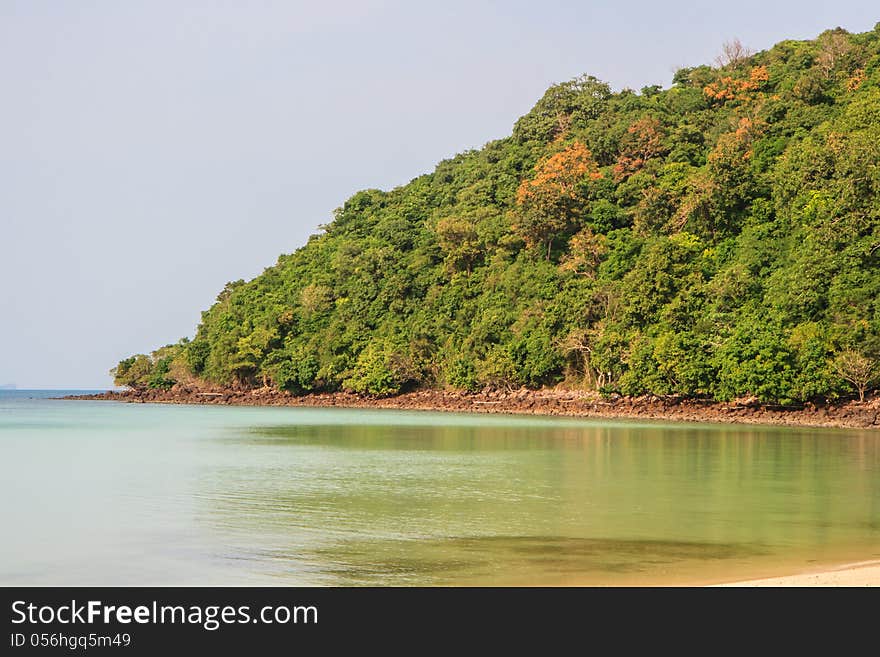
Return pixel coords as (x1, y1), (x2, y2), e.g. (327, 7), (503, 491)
(102, 26), (880, 418)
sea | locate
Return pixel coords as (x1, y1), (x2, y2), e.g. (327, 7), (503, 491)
(1, 389), (878, 585)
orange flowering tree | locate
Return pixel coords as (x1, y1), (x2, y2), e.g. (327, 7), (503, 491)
(703, 66), (769, 104)
(515, 141), (602, 259)
(613, 116), (666, 182)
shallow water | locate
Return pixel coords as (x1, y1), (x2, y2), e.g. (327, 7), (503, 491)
(1, 391), (878, 585)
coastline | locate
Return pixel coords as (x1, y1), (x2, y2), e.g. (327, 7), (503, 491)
(64, 387), (880, 430)
(714, 560), (880, 587)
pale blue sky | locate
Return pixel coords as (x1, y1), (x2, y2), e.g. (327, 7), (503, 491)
(1, 1), (876, 388)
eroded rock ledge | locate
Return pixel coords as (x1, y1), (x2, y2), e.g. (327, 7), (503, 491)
(64, 387), (880, 430)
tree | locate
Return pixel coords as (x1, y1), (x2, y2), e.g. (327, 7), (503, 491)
(816, 29), (852, 79)
(343, 341), (418, 397)
(434, 216), (481, 274)
(558, 327), (609, 389)
(703, 66), (768, 104)
(613, 117), (666, 181)
(515, 141), (601, 259)
(674, 118), (759, 239)
(231, 327), (279, 385)
(832, 349), (877, 402)
(111, 355), (153, 390)
(559, 228), (607, 277)
(714, 38), (753, 69)
(513, 75), (612, 142)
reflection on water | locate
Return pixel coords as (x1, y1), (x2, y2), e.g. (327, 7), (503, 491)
(1, 396), (878, 585)
(306, 536), (767, 586)
(197, 416), (880, 585)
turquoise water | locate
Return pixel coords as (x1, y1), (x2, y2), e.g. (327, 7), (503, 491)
(1, 391), (878, 585)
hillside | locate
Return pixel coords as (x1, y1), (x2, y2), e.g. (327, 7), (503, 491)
(114, 26), (880, 405)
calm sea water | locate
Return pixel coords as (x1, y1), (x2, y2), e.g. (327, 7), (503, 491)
(1, 390), (878, 585)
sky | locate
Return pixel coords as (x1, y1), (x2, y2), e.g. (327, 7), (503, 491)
(1, 1), (877, 389)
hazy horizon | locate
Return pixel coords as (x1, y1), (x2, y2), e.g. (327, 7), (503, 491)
(2, 2), (877, 388)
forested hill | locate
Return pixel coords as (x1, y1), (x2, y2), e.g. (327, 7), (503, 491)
(114, 26), (880, 405)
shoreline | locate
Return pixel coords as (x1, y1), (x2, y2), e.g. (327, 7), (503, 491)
(713, 560), (880, 587)
(64, 387), (880, 430)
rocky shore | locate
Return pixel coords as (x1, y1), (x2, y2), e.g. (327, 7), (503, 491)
(64, 386), (880, 430)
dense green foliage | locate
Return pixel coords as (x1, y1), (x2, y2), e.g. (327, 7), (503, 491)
(117, 27), (880, 403)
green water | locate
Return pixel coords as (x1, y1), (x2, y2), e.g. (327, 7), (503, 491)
(1, 392), (878, 585)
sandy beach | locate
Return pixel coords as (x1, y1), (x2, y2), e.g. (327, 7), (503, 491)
(716, 560), (880, 586)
